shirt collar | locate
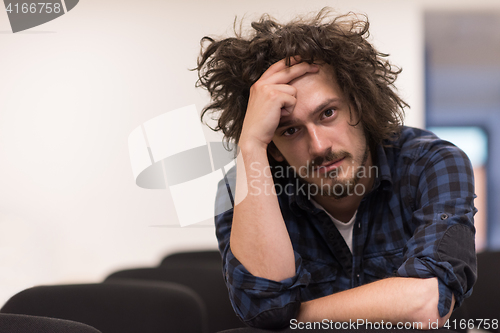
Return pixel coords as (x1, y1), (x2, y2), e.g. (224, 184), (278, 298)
(373, 143), (393, 192)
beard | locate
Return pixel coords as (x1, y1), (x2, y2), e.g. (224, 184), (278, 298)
(297, 143), (370, 200)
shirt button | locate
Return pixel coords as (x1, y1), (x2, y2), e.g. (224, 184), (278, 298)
(357, 274), (360, 278)
(440, 213), (448, 220)
(358, 223), (361, 228)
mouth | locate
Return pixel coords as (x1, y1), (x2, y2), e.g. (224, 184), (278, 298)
(313, 157), (345, 173)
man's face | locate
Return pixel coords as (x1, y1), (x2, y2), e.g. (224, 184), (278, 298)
(271, 64), (370, 199)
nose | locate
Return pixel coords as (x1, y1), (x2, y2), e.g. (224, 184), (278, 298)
(308, 125), (330, 158)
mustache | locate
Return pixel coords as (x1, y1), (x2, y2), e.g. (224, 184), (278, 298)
(309, 149), (352, 169)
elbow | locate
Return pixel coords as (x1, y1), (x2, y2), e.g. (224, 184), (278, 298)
(410, 278), (453, 329)
(413, 305), (452, 330)
(412, 303), (448, 329)
(244, 302), (300, 329)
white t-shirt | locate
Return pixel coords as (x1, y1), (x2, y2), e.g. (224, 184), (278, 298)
(311, 199), (356, 253)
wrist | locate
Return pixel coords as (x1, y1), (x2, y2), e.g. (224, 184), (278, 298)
(238, 136), (269, 156)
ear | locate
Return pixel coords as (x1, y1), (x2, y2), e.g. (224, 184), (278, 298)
(268, 141), (285, 162)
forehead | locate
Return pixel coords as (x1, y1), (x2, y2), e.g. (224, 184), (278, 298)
(286, 64), (346, 119)
(276, 65), (347, 130)
(289, 64), (343, 101)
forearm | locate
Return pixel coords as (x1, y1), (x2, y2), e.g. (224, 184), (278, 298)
(230, 142), (295, 281)
(297, 277), (454, 329)
(228, 59), (318, 283)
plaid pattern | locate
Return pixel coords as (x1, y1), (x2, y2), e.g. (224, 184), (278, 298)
(214, 126), (477, 328)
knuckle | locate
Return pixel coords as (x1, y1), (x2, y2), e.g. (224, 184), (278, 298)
(250, 82), (261, 91)
(267, 88), (278, 98)
(259, 85), (275, 97)
(252, 81), (268, 92)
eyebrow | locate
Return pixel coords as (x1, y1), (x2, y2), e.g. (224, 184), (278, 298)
(276, 98), (341, 130)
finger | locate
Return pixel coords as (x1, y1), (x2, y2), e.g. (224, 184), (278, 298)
(259, 56), (303, 80)
(281, 108), (293, 117)
(260, 61), (318, 85)
(285, 56), (302, 67)
(249, 83), (296, 101)
(278, 93), (297, 116)
(270, 84), (297, 97)
(259, 58), (289, 81)
(271, 62), (319, 85)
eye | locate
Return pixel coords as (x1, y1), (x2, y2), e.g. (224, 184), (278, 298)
(321, 108), (336, 119)
(282, 127), (298, 136)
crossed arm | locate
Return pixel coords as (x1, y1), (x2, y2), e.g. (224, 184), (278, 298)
(297, 277), (455, 328)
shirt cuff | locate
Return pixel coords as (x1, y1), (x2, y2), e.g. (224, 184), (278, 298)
(396, 257), (455, 317)
(226, 248), (311, 296)
(224, 247), (311, 328)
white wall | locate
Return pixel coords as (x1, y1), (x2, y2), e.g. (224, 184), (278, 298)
(0, 0), (426, 306)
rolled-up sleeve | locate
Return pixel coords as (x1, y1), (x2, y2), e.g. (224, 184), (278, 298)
(214, 171), (311, 328)
(397, 143), (477, 317)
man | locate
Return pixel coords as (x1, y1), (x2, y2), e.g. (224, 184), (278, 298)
(196, 9), (477, 329)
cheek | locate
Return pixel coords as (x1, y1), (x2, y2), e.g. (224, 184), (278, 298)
(286, 151), (310, 168)
(344, 125), (365, 145)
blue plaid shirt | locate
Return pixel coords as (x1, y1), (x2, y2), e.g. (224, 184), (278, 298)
(214, 126), (477, 329)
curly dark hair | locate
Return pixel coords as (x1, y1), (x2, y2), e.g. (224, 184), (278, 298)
(195, 8), (407, 152)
